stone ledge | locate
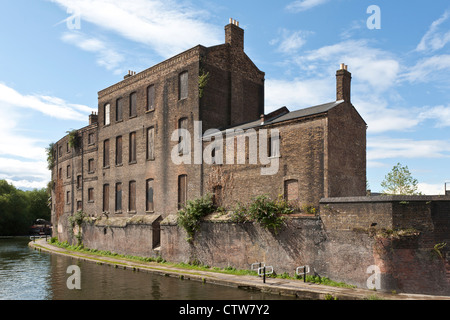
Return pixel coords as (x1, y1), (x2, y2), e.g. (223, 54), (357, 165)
(320, 195), (450, 204)
(93, 214), (161, 228)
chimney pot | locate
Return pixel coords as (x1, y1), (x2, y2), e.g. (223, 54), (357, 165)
(336, 63), (351, 103)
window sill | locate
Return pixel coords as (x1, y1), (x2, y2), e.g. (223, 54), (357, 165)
(129, 115), (137, 119)
(146, 158), (155, 162)
(115, 211), (123, 214)
(103, 166), (110, 169)
(116, 119), (123, 123)
(145, 108), (155, 114)
(88, 171), (95, 174)
(128, 210), (136, 214)
(146, 210), (155, 214)
(116, 163), (123, 167)
(129, 161), (137, 165)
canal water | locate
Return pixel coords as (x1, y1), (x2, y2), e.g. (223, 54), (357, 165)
(0, 237), (296, 300)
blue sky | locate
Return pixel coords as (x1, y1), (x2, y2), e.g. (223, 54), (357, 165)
(0, 0), (449, 194)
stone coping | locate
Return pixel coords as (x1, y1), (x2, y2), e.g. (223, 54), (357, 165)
(92, 214), (161, 228)
(320, 195), (450, 204)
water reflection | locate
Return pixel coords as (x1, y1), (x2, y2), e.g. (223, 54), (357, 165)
(1, 237), (296, 300)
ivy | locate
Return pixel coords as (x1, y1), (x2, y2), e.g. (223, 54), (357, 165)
(198, 69), (210, 99)
(67, 129), (81, 149)
(177, 194), (215, 243)
(46, 142), (55, 170)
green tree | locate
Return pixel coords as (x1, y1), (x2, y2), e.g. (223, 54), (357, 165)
(0, 180), (51, 236)
(381, 163), (422, 195)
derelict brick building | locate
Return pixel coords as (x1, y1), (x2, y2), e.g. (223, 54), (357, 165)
(50, 19), (366, 243)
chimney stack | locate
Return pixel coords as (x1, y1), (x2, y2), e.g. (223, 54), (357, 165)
(225, 18), (244, 50)
(89, 111), (98, 125)
(336, 63), (351, 103)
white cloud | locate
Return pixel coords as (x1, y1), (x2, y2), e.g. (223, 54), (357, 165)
(400, 54), (450, 83)
(0, 83), (94, 121)
(50, 0), (222, 58)
(416, 10), (450, 52)
(418, 105), (450, 127)
(286, 0), (330, 12)
(270, 29), (313, 54)
(265, 77), (333, 112)
(61, 31), (125, 73)
(417, 182), (447, 195)
(367, 138), (450, 161)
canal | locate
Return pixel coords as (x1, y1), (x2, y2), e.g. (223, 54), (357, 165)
(0, 237), (296, 300)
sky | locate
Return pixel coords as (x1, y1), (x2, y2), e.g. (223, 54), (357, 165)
(0, 0), (449, 195)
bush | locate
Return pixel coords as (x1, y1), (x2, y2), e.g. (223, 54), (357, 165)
(177, 194), (216, 242)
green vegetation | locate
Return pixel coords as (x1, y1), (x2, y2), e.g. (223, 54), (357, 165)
(67, 129), (81, 149)
(198, 69), (210, 99)
(230, 195), (294, 234)
(177, 194), (216, 242)
(68, 210), (88, 245)
(381, 162), (422, 195)
(45, 142), (55, 170)
(0, 180), (51, 236)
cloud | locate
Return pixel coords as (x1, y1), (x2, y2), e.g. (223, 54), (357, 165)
(286, 0), (330, 12)
(367, 138), (450, 161)
(0, 83), (94, 121)
(416, 10), (450, 52)
(418, 105), (450, 127)
(270, 29), (313, 54)
(265, 77), (334, 112)
(61, 31), (125, 73)
(50, 0), (222, 58)
(400, 54), (450, 83)
(417, 182), (447, 195)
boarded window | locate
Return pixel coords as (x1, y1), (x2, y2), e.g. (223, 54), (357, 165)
(77, 201), (82, 211)
(212, 185), (223, 207)
(104, 103), (110, 126)
(178, 174), (187, 209)
(129, 132), (136, 163)
(284, 179), (299, 204)
(129, 181), (136, 212)
(115, 182), (122, 212)
(103, 139), (110, 167)
(88, 188), (94, 202)
(178, 118), (188, 155)
(59, 146), (62, 157)
(88, 158), (95, 173)
(116, 98), (123, 121)
(88, 132), (95, 145)
(59, 168), (62, 179)
(76, 175), (82, 189)
(103, 184), (109, 212)
(147, 85), (155, 111)
(179, 71), (188, 100)
(147, 127), (155, 160)
(66, 191), (70, 204)
(130, 92), (137, 117)
(116, 136), (122, 165)
(146, 179), (154, 212)
(66, 165), (71, 178)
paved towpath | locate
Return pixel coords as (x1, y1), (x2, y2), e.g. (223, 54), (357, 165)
(29, 238), (449, 300)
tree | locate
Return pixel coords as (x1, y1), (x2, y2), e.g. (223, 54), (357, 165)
(381, 163), (422, 195)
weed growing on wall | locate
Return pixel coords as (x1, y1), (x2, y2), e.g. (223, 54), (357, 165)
(177, 194), (216, 242)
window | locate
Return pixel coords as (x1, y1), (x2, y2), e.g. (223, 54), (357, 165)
(88, 132), (95, 145)
(58, 168), (62, 179)
(115, 182), (122, 212)
(66, 142), (70, 153)
(77, 201), (82, 211)
(284, 179), (299, 204)
(146, 127), (155, 160)
(146, 179), (154, 212)
(268, 133), (280, 158)
(147, 85), (155, 111)
(178, 174), (187, 209)
(66, 165), (71, 178)
(116, 136), (122, 165)
(116, 98), (123, 122)
(129, 181), (136, 212)
(66, 191), (70, 204)
(88, 158), (95, 173)
(178, 118), (188, 155)
(130, 92), (137, 117)
(129, 132), (136, 163)
(104, 103), (110, 126)
(103, 139), (110, 167)
(179, 71), (188, 100)
(103, 184), (110, 212)
(59, 146), (62, 157)
(76, 175), (82, 189)
(88, 188), (94, 202)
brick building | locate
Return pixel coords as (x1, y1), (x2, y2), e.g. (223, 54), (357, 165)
(51, 20), (366, 242)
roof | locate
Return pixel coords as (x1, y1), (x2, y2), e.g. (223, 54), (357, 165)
(204, 100), (344, 138)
